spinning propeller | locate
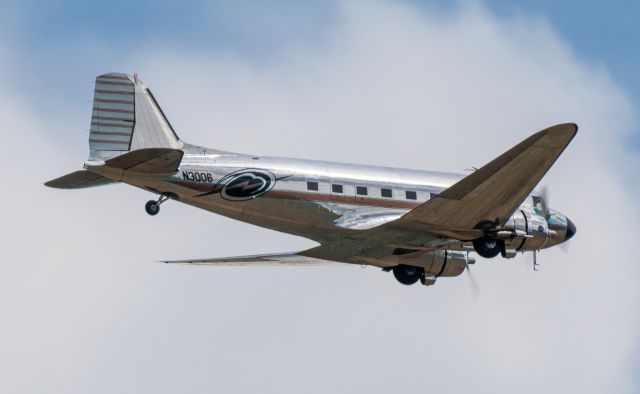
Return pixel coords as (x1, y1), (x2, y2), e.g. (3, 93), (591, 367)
(535, 185), (551, 220)
(528, 185), (574, 270)
(465, 252), (480, 300)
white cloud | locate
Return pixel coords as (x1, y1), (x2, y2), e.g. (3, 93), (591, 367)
(1, 1), (638, 393)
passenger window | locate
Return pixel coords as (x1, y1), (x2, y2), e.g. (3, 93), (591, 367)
(356, 186), (368, 196)
(381, 188), (392, 198)
(405, 191), (417, 200)
(307, 181), (319, 191)
(332, 184), (343, 194)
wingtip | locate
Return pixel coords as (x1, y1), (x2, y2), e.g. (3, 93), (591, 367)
(548, 122), (578, 132)
(44, 179), (67, 189)
(539, 123), (578, 145)
(565, 122), (579, 140)
(565, 122), (578, 134)
(571, 123), (578, 137)
(159, 260), (195, 264)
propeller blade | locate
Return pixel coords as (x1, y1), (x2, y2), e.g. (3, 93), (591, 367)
(539, 185), (551, 220)
(465, 262), (480, 300)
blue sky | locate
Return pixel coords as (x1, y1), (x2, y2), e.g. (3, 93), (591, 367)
(5, 0), (638, 152)
(465, 1), (640, 101)
(12, 0), (640, 64)
(7, 1), (640, 103)
(2, 1), (639, 393)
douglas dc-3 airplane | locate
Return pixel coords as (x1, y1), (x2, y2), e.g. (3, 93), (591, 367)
(46, 73), (576, 287)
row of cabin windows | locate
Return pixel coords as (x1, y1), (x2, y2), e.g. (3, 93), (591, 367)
(307, 181), (419, 200)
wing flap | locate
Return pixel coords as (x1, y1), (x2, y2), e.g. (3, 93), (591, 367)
(104, 148), (183, 174)
(47, 148), (184, 189)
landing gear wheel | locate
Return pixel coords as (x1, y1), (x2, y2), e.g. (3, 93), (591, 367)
(392, 265), (424, 286)
(145, 200), (160, 216)
(473, 236), (504, 259)
(145, 193), (174, 216)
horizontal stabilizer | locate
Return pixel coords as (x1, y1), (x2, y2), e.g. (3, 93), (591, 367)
(45, 170), (114, 189)
(103, 148), (183, 174)
(162, 252), (341, 266)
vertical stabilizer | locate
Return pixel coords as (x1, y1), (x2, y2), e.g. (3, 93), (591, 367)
(89, 72), (180, 161)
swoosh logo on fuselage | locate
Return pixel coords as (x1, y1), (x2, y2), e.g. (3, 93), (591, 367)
(177, 169), (281, 201)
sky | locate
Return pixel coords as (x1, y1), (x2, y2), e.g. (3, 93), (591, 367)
(1, 1), (639, 393)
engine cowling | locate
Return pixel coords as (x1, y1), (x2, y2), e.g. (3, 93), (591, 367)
(501, 209), (549, 251)
(398, 250), (470, 278)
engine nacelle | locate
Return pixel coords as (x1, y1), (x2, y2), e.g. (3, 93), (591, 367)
(501, 209), (549, 251)
(399, 250), (471, 278)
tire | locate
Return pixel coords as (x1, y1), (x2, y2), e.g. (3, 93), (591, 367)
(392, 265), (423, 285)
(145, 200), (160, 216)
(473, 236), (503, 259)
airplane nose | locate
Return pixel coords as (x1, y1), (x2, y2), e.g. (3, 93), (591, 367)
(565, 218), (576, 241)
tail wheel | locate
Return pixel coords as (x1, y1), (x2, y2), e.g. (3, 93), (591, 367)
(145, 200), (160, 216)
(392, 265), (424, 285)
(473, 236), (503, 258)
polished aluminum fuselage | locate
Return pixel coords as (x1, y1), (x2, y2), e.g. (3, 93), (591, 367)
(128, 149), (457, 242)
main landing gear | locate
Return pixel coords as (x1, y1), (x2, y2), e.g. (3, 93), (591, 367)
(392, 265), (424, 285)
(390, 265), (436, 286)
(145, 193), (173, 216)
(472, 236), (504, 259)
